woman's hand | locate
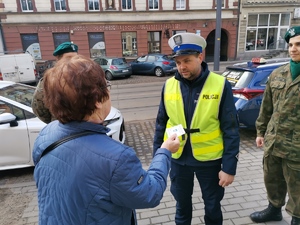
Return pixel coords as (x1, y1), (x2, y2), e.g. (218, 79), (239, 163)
(161, 134), (180, 153)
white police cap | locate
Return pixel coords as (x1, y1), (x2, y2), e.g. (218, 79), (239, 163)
(168, 33), (207, 57)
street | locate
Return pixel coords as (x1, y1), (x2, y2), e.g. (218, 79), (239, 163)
(0, 73), (293, 225)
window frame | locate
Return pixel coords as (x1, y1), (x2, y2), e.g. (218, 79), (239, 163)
(20, 0), (33, 11)
(148, 0), (159, 10)
(245, 13), (290, 51)
(88, 32), (106, 58)
(147, 31), (161, 53)
(53, 33), (71, 49)
(51, 0), (69, 12)
(121, 32), (138, 57)
(212, 0), (228, 9)
(88, 0), (100, 11)
(16, 0), (37, 12)
(176, 0), (185, 10)
(121, 0), (132, 10)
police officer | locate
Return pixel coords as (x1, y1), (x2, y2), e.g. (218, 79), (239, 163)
(32, 42), (78, 123)
(250, 26), (300, 225)
(153, 33), (240, 225)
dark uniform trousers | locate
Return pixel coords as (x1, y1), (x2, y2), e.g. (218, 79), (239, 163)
(264, 154), (300, 217)
(170, 161), (225, 225)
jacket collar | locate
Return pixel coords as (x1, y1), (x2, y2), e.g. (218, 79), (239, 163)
(59, 121), (110, 134)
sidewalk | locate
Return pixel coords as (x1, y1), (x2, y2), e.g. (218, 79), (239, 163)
(125, 120), (292, 225)
(0, 119), (293, 225)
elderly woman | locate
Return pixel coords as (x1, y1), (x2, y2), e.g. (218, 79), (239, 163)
(32, 55), (179, 225)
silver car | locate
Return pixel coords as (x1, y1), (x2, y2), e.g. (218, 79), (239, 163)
(0, 81), (125, 171)
(93, 57), (132, 80)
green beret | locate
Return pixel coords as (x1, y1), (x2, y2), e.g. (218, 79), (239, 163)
(53, 42), (78, 56)
(284, 26), (300, 43)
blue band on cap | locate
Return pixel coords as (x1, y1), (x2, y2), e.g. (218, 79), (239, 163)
(173, 44), (202, 53)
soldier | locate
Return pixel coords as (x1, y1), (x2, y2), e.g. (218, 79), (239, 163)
(250, 26), (300, 225)
(32, 42), (78, 123)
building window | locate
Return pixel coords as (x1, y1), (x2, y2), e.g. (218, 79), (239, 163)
(215, 0), (224, 8)
(20, 0), (33, 11)
(173, 30), (186, 35)
(88, 33), (106, 57)
(149, 0), (158, 10)
(122, 32), (137, 57)
(148, 31), (161, 53)
(21, 34), (41, 60)
(53, 33), (70, 49)
(122, 0), (132, 10)
(246, 13), (290, 51)
(176, 0), (185, 10)
(88, 0), (100, 11)
(54, 0), (67, 11)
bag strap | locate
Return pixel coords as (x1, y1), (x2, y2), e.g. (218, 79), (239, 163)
(40, 131), (97, 159)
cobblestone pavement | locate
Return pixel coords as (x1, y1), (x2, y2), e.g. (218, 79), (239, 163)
(0, 120), (292, 225)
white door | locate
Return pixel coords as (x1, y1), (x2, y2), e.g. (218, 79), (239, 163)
(0, 102), (31, 167)
(0, 55), (20, 82)
(14, 54), (36, 83)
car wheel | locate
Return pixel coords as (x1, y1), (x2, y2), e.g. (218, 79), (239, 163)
(154, 67), (164, 77)
(105, 71), (114, 80)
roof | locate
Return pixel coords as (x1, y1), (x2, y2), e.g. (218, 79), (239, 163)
(226, 58), (290, 71)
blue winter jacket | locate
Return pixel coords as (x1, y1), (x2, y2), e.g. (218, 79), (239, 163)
(153, 62), (240, 175)
(33, 120), (172, 225)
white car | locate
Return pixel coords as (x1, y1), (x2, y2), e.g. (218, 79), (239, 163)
(0, 81), (125, 171)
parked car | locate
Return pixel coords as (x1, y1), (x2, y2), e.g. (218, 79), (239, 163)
(93, 57), (132, 80)
(221, 57), (290, 129)
(0, 81), (125, 171)
(130, 53), (177, 77)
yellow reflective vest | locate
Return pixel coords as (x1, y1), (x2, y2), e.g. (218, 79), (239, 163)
(163, 72), (225, 161)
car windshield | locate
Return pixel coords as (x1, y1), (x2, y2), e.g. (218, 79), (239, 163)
(0, 84), (35, 107)
(222, 69), (254, 88)
(112, 58), (127, 65)
(162, 55), (171, 60)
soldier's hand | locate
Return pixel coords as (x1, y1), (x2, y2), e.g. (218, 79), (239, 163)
(161, 134), (180, 153)
(256, 137), (264, 148)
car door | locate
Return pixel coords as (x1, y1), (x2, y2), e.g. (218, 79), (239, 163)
(0, 55), (21, 83)
(0, 101), (32, 167)
(144, 55), (157, 74)
(100, 58), (109, 72)
(132, 55), (147, 74)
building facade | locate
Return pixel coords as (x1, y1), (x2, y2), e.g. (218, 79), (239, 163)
(0, 0), (239, 62)
(237, 0), (300, 60)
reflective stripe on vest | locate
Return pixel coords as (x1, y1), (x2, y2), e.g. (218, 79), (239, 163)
(163, 72), (225, 161)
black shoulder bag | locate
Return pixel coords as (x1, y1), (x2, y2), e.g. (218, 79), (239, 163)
(39, 131), (97, 161)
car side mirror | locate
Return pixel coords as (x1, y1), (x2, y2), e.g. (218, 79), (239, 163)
(0, 113), (18, 127)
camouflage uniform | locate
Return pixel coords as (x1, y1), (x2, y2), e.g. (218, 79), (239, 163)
(31, 78), (55, 124)
(256, 63), (300, 218)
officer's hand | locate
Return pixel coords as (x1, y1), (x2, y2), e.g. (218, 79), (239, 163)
(218, 171), (234, 188)
(256, 137), (264, 148)
(161, 134), (180, 153)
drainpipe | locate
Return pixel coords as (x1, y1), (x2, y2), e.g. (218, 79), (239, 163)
(235, 0), (241, 60)
(0, 20), (7, 55)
